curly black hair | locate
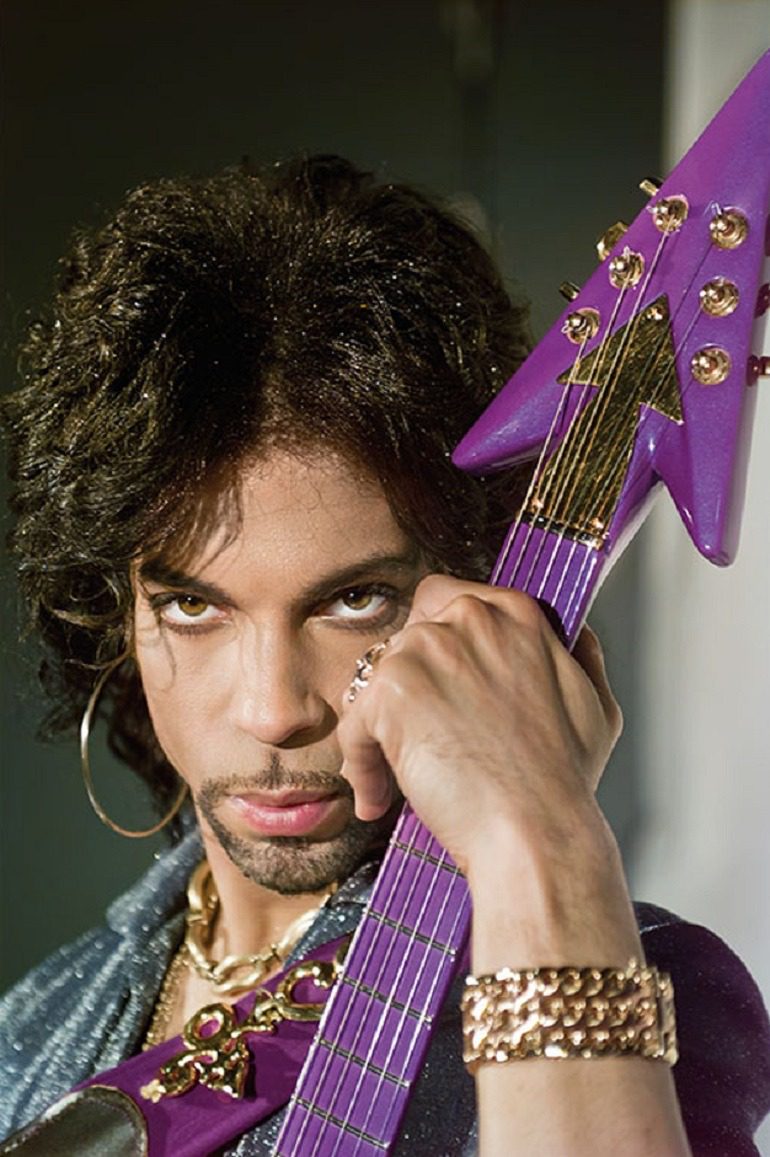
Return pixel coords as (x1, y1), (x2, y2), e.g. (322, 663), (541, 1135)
(2, 155), (532, 835)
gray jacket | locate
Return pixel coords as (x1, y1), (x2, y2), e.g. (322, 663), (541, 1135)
(1, 831), (768, 1154)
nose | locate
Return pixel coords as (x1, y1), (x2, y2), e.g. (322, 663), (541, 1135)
(229, 627), (334, 748)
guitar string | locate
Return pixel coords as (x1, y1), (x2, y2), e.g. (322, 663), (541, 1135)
(488, 233), (652, 590)
(556, 237), (717, 633)
(325, 822), (463, 1156)
(294, 342), (610, 1147)
(555, 311), (698, 637)
(399, 230), (728, 1149)
(326, 826), (465, 1156)
(295, 364), (647, 1155)
(281, 220), (729, 1152)
(525, 228), (672, 610)
(489, 238), (645, 603)
(488, 263), (627, 590)
(318, 292), (678, 1137)
(555, 304), (687, 628)
(554, 301), (695, 635)
(537, 239), (669, 534)
(489, 353), (590, 586)
(502, 324), (623, 624)
(342, 275), (679, 1115)
(349, 846), (467, 1152)
(354, 842), (470, 1151)
(525, 219), (707, 632)
(343, 281), (687, 1140)
(533, 259), (671, 632)
(290, 809), (422, 1155)
(560, 221), (719, 624)
(322, 834), (447, 1156)
(296, 812), (456, 1156)
(551, 205), (724, 563)
(325, 229), (718, 1151)
(526, 275), (638, 533)
(374, 908), (470, 1150)
(497, 201), (731, 625)
(500, 275), (633, 604)
(490, 360), (597, 598)
(313, 236), (681, 1151)
(580, 232), (714, 520)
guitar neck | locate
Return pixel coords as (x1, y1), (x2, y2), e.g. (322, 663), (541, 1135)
(276, 47), (770, 1154)
(274, 524), (616, 1155)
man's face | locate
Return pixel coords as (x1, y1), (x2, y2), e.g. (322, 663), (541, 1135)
(133, 449), (423, 893)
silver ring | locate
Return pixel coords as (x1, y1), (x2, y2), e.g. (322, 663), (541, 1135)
(346, 640), (390, 703)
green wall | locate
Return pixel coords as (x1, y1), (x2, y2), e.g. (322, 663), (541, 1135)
(1, 0), (664, 990)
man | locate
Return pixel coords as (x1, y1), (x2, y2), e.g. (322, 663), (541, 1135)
(1, 156), (768, 1154)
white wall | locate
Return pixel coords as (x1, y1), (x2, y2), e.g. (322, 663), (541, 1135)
(634, 1), (770, 1149)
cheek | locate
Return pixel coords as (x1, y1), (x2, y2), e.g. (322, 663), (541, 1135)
(134, 633), (224, 775)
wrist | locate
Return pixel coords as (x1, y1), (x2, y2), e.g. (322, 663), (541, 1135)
(466, 808), (642, 973)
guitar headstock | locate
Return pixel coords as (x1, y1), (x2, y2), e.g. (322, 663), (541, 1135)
(454, 50), (770, 566)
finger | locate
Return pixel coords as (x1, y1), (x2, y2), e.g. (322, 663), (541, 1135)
(408, 573), (553, 634)
(405, 573), (497, 624)
(338, 671), (398, 820)
(572, 625), (623, 734)
(338, 727), (396, 821)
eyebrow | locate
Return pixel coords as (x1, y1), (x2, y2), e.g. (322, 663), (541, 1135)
(137, 561), (235, 607)
(138, 549), (422, 609)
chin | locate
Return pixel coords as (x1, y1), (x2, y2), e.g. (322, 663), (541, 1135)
(206, 807), (399, 895)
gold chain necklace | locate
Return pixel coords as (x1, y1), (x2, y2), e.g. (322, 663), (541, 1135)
(184, 859), (336, 995)
(143, 859), (337, 1049)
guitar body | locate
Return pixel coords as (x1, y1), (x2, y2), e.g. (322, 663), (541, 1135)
(275, 50), (770, 1155)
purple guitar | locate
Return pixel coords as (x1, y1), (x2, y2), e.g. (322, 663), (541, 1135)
(275, 51), (770, 1155)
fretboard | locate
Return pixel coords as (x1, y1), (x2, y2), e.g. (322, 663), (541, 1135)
(274, 521), (608, 1156)
(276, 49), (770, 1149)
(276, 807), (470, 1154)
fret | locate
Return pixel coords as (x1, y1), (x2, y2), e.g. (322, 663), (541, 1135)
(338, 973), (434, 1025)
(275, 802), (471, 1153)
(391, 837), (463, 877)
(298, 1054), (416, 1138)
(397, 808), (448, 857)
(332, 942), (445, 1032)
(316, 1035), (410, 1088)
(367, 880), (469, 947)
(320, 989), (433, 1081)
(279, 1099), (389, 1152)
(275, 51), (770, 1155)
(365, 906), (459, 957)
(494, 523), (600, 644)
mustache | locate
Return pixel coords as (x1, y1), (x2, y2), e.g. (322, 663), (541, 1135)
(196, 754), (354, 808)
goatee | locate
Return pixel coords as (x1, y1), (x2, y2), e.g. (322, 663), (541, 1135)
(197, 758), (399, 894)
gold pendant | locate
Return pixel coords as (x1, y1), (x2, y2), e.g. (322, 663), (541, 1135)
(140, 955), (344, 1103)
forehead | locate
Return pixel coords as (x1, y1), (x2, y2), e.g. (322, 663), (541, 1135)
(158, 449), (414, 591)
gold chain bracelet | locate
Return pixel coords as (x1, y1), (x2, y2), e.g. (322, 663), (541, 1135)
(461, 957), (677, 1072)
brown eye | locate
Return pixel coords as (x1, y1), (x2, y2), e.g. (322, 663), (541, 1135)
(177, 596), (210, 617)
(324, 585), (394, 624)
(151, 591), (225, 633)
(342, 589), (375, 611)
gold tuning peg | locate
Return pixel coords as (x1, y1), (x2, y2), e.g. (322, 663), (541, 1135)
(559, 281), (581, 301)
(596, 221), (628, 263)
(639, 177), (662, 197)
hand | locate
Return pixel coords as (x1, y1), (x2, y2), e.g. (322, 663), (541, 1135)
(338, 574), (622, 880)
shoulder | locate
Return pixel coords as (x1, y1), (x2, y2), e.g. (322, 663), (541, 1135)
(0, 924), (125, 1138)
(0, 830), (201, 1140)
(0, 924), (121, 1033)
(635, 902), (770, 1155)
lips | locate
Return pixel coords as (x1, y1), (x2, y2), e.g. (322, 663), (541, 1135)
(228, 789), (344, 837)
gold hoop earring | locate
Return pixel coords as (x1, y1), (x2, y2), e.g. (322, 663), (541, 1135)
(80, 655), (189, 838)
